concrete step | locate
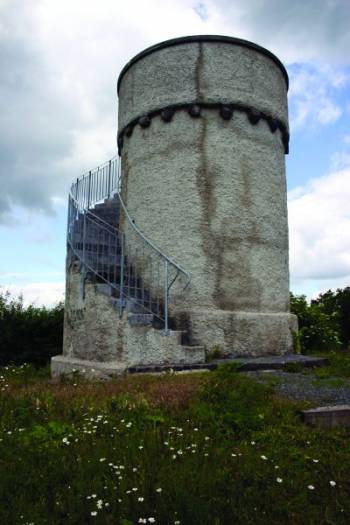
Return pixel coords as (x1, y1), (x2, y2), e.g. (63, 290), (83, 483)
(301, 405), (350, 428)
(128, 313), (154, 326)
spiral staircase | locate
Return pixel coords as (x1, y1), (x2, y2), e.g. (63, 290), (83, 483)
(66, 157), (199, 357)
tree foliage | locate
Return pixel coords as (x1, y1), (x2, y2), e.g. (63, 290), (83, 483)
(311, 287), (350, 349)
(0, 288), (64, 366)
(290, 292), (342, 353)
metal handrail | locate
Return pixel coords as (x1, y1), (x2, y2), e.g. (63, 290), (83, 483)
(67, 156), (190, 333)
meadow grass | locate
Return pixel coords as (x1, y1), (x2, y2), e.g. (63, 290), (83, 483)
(0, 363), (349, 524)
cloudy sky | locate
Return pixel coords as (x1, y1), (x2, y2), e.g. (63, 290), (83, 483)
(0, 0), (350, 305)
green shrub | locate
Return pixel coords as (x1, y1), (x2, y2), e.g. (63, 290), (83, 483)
(312, 287), (350, 349)
(0, 288), (64, 366)
(290, 293), (341, 353)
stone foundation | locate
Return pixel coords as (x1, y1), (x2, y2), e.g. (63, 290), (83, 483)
(187, 309), (298, 356)
(54, 264), (205, 376)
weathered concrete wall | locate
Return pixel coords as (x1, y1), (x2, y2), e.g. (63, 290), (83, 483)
(117, 36), (297, 355)
(118, 39), (288, 129)
(60, 261), (205, 370)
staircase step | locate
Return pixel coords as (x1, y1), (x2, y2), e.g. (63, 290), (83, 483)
(182, 345), (205, 352)
(128, 313), (154, 326)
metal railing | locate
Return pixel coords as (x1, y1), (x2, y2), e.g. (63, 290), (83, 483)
(67, 156), (190, 333)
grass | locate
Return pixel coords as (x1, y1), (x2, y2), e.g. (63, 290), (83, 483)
(310, 350), (350, 379)
(0, 362), (350, 524)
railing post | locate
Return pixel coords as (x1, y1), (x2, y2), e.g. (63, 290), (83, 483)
(82, 210), (86, 267)
(107, 159), (112, 199)
(164, 260), (169, 335)
(119, 233), (125, 318)
(87, 171), (92, 209)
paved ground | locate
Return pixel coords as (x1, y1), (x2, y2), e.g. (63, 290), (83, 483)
(246, 370), (350, 405)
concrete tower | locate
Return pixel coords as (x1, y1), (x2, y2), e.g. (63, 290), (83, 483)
(117, 35), (297, 357)
(52, 35), (297, 379)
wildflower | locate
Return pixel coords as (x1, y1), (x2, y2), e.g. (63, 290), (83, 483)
(91, 511), (97, 516)
(177, 450), (183, 455)
(261, 455), (268, 460)
(330, 480), (336, 487)
(251, 441), (256, 446)
(132, 488), (138, 492)
(312, 459), (319, 463)
(133, 467), (138, 472)
(148, 519), (156, 523)
(138, 519), (147, 524)
(138, 446), (144, 450)
(308, 485), (315, 490)
(100, 458), (106, 462)
(231, 453), (237, 457)
(205, 436), (210, 441)
(276, 477), (283, 483)
(156, 488), (162, 493)
(126, 422), (132, 428)
(97, 500), (103, 509)
(172, 454), (177, 460)
(174, 522), (181, 524)
(138, 497), (144, 502)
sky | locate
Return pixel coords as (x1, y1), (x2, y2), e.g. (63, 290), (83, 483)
(0, 0), (350, 306)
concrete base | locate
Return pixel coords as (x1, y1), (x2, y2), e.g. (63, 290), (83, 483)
(301, 405), (350, 428)
(51, 355), (125, 380)
(51, 353), (326, 379)
(188, 309), (298, 356)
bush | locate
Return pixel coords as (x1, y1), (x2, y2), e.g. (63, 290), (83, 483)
(0, 288), (64, 366)
(290, 293), (341, 353)
(312, 287), (350, 349)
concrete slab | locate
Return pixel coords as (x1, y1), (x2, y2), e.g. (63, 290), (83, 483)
(301, 405), (350, 428)
(128, 355), (328, 374)
(51, 355), (125, 380)
(51, 354), (327, 379)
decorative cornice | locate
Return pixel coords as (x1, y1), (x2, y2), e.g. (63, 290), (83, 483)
(117, 35), (289, 93)
(117, 102), (290, 155)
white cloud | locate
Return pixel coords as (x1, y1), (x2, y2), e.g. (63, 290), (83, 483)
(3, 282), (64, 307)
(288, 167), (350, 292)
(288, 64), (347, 130)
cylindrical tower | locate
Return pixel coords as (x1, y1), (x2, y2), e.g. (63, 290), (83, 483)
(117, 35), (297, 356)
